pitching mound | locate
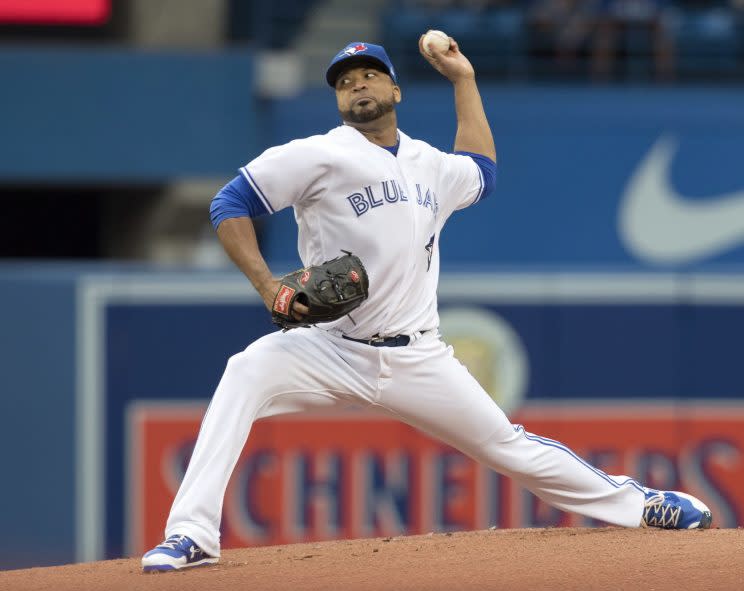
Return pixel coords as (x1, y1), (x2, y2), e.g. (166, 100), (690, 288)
(2, 528), (741, 590)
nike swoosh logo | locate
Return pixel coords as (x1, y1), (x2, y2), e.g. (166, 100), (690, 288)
(618, 135), (744, 265)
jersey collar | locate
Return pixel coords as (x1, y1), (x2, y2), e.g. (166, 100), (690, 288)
(340, 124), (406, 157)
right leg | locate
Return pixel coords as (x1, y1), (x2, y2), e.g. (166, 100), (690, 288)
(161, 328), (377, 558)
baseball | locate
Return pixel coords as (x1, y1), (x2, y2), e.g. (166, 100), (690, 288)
(423, 30), (451, 55)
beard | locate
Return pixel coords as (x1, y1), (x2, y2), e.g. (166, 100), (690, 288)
(340, 95), (396, 124)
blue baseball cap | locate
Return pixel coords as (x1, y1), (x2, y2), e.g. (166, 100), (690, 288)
(326, 42), (398, 87)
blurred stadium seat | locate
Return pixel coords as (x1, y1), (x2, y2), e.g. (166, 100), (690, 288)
(671, 3), (743, 78)
(228, 0), (322, 48)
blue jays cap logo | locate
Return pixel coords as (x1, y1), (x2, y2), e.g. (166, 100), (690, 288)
(343, 43), (368, 57)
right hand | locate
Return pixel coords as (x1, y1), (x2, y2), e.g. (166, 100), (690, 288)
(261, 279), (309, 321)
(418, 35), (475, 83)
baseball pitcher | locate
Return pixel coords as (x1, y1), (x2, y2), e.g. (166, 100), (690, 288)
(142, 37), (712, 572)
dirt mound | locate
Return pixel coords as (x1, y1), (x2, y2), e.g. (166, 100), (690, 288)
(1, 528), (741, 591)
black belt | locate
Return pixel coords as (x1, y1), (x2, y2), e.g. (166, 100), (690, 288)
(342, 334), (411, 347)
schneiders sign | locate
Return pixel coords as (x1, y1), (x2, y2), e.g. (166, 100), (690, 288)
(126, 403), (744, 555)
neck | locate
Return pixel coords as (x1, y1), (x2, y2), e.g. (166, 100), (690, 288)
(345, 112), (398, 147)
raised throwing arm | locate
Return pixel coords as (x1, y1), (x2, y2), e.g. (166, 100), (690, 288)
(418, 35), (496, 162)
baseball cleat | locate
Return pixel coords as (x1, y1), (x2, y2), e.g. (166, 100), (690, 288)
(141, 534), (218, 572)
(641, 489), (713, 529)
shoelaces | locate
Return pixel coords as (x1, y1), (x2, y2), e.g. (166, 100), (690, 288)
(643, 492), (681, 528)
(157, 535), (187, 550)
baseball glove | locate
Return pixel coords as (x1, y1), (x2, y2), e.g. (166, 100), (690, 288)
(271, 252), (369, 330)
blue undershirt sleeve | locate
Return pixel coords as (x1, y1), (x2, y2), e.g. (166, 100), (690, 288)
(210, 174), (270, 230)
(454, 151), (498, 202)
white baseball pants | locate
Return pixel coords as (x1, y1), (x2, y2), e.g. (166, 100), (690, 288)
(165, 327), (644, 557)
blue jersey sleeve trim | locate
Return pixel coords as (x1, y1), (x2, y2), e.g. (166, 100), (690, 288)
(454, 151), (497, 203)
(210, 174), (270, 230)
(240, 166), (275, 213)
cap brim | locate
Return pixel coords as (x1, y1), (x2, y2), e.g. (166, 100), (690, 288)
(326, 56), (391, 87)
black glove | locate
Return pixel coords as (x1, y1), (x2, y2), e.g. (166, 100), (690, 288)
(271, 253), (369, 330)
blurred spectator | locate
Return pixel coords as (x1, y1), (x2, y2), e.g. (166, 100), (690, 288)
(402, 0), (515, 11)
(592, 0), (676, 81)
(402, 0), (454, 9)
(528, 0), (601, 76)
(459, 0), (518, 9)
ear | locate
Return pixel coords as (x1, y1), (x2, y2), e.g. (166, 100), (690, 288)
(393, 85), (402, 104)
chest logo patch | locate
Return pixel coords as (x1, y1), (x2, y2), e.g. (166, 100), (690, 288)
(425, 233), (436, 271)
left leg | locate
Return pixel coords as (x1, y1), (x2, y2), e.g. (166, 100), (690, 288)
(379, 333), (710, 528)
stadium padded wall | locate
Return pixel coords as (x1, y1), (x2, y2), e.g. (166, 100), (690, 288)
(0, 48), (255, 181)
(0, 269), (78, 568)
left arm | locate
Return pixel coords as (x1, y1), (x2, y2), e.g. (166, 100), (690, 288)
(418, 35), (496, 162)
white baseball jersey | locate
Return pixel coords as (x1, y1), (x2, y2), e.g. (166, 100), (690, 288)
(240, 124), (486, 338)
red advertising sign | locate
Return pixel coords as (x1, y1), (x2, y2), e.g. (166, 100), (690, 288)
(0, 0), (110, 24)
(127, 403), (744, 555)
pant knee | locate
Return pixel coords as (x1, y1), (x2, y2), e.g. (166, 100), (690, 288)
(224, 340), (284, 381)
(217, 347), (283, 406)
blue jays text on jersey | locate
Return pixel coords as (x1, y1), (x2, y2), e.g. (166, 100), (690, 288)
(346, 180), (440, 218)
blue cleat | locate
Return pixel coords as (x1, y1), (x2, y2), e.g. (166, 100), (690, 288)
(141, 534), (218, 572)
(642, 489), (713, 529)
